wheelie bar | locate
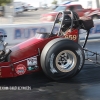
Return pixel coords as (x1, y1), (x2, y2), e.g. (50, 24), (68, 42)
(84, 48), (100, 65)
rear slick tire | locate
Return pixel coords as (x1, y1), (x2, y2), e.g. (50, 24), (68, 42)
(40, 38), (85, 80)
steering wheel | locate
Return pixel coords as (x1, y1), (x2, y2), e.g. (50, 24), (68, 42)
(50, 10), (79, 36)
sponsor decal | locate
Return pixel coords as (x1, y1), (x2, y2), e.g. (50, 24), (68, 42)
(27, 56), (38, 70)
(76, 49), (83, 70)
(50, 53), (57, 73)
(15, 64), (26, 75)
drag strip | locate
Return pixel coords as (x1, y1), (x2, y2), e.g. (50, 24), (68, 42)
(0, 64), (100, 100)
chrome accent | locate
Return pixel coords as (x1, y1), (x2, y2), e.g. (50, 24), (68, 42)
(55, 50), (77, 72)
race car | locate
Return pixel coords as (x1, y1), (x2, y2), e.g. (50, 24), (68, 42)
(0, 11), (94, 80)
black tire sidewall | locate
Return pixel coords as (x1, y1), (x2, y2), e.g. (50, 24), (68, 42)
(41, 39), (84, 80)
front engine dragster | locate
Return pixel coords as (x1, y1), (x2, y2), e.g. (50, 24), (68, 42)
(0, 11), (95, 80)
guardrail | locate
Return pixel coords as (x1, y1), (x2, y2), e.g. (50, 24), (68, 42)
(0, 20), (100, 45)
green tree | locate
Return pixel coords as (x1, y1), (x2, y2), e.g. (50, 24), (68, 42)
(52, 0), (57, 5)
(0, 0), (12, 6)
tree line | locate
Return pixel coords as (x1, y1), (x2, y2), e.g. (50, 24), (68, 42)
(0, 0), (12, 6)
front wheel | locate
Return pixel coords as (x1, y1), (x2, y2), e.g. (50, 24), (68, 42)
(40, 38), (85, 80)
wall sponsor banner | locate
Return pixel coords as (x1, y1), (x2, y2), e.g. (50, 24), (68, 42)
(0, 20), (100, 45)
(0, 23), (59, 45)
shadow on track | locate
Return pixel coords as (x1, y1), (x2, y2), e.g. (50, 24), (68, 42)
(0, 64), (100, 88)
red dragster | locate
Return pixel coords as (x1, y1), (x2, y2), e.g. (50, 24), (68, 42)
(40, 4), (100, 22)
(0, 11), (94, 80)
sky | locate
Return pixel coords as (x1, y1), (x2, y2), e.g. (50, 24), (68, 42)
(14, 0), (62, 7)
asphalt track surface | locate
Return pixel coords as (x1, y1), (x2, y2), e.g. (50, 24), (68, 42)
(0, 64), (100, 100)
(0, 41), (100, 100)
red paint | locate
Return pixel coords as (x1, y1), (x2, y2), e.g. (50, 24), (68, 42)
(0, 29), (79, 78)
(10, 36), (59, 63)
(0, 62), (14, 78)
